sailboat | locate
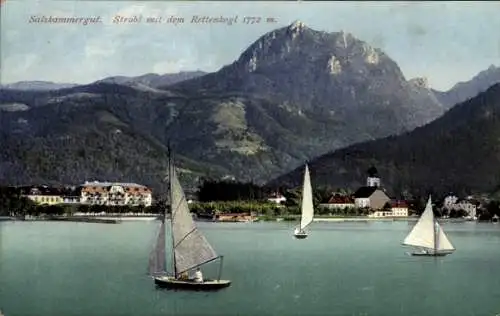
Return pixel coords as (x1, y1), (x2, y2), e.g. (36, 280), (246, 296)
(148, 147), (231, 290)
(293, 164), (314, 239)
(402, 196), (455, 257)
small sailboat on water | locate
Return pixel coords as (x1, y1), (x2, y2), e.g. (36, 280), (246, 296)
(402, 196), (455, 257)
(293, 164), (314, 239)
(148, 147), (231, 291)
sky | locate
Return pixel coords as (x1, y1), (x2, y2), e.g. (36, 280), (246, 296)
(1, 1), (500, 91)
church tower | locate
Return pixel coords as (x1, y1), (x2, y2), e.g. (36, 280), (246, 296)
(366, 166), (380, 187)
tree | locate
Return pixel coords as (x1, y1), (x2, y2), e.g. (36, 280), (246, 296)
(197, 180), (266, 202)
(449, 209), (467, 218)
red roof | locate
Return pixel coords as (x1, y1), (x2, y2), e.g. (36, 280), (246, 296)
(391, 200), (408, 208)
(327, 195), (354, 204)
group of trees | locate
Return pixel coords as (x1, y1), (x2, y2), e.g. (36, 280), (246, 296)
(197, 180), (268, 202)
(0, 186), (34, 216)
(189, 201), (286, 217)
(476, 201), (500, 221)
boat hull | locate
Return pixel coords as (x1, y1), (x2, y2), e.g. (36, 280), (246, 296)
(408, 251), (453, 257)
(154, 276), (231, 291)
(293, 233), (308, 239)
(294, 227), (308, 239)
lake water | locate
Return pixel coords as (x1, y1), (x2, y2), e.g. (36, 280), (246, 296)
(1, 220), (500, 316)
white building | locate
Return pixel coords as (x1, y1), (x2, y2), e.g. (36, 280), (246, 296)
(367, 201), (409, 218)
(443, 195), (477, 218)
(452, 201), (476, 218)
(267, 192), (287, 205)
(369, 210), (393, 218)
(443, 195), (459, 208)
(391, 201), (409, 217)
(80, 181), (152, 207)
(63, 196), (81, 204)
(353, 167), (390, 210)
(366, 166), (381, 187)
(319, 195), (356, 210)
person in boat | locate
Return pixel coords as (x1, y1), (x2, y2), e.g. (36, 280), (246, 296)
(295, 227), (305, 235)
(179, 271), (189, 280)
(194, 267), (204, 283)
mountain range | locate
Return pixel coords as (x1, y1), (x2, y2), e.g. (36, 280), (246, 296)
(0, 71), (207, 92)
(432, 65), (500, 108)
(270, 83), (500, 197)
(0, 81), (79, 91)
(95, 71), (207, 88)
(1, 21), (499, 194)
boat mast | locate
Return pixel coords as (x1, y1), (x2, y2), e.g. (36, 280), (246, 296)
(168, 142), (177, 278)
(217, 256), (224, 281)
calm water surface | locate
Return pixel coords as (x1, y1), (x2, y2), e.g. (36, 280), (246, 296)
(1, 220), (500, 316)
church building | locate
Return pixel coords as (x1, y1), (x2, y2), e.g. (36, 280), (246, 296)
(353, 167), (390, 209)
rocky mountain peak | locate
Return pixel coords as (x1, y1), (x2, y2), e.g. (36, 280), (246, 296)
(287, 20), (307, 38)
(234, 23), (387, 77)
(236, 21), (314, 73)
(289, 20), (307, 31)
(169, 23), (443, 135)
(409, 77), (430, 89)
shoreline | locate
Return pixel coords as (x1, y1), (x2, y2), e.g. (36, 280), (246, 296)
(2, 215), (160, 224)
(76, 216), (159, 222)
(278, 216), (473, 223)
(0, 215), (481, 224)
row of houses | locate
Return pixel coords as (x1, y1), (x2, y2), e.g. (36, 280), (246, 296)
(268, 167), (478, 219)
(18, 181), (153, 207)
(268, 167), (411, 217)
(442, 195), (477, 218)
(318, 193), (411, 217)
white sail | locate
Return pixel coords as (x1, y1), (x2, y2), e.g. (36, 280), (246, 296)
(170, 164), (219, 276)
(436, 222), (455, 251)
(299, 164), (314, 230)
(403, 197), (436, 249)
(148, 221), (166, 275)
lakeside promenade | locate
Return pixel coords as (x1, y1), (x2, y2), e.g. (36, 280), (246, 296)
(0, 214), (160, 224)
(312, 216), (469, 223)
